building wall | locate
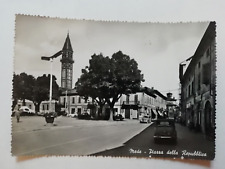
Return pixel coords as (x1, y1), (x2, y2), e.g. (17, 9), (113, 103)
(39, 100), (57, 114)
(180, 22), (216, 136)
(59, 90), (168, 120)
(60, 94), (90, 116)
(118, 92), (167, 120)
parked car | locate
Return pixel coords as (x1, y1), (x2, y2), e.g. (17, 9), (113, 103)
(140, 115), (151, 123)
(78, 113), (91, 120)
(113, 114), (124, 121)
(37, 112), (45, 116)
(68, 113), (77, 118)
(19, 106), (35, 116)
(153, 119), (177, 144)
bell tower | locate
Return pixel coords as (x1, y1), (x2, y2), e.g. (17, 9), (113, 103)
(60, 33), (74, 89)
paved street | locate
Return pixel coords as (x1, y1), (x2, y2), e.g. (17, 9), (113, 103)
(93, 122), (215, 160)
(12, 116), (152, 156)
(12, 116), (214, 160)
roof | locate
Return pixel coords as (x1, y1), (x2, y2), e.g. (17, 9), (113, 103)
(139, 87), (156, 98)
(153, 90), (167, 100)
(62, 33), (73, 51)
(181, 22), (216, 83)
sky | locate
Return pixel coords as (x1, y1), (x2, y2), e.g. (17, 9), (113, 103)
(14, 14), (209, 99)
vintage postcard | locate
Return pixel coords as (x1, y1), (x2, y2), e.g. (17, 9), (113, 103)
(12, 14), (216, 160)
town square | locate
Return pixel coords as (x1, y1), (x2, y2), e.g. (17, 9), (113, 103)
(12, 15), (216, 160)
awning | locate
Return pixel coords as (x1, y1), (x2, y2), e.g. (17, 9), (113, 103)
(151, 109), (158, 116)
(155, 109), (164, 117)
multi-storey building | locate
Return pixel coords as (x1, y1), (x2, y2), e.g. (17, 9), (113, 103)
(179, 22), (216, 138)
(60, 89), (92, 116)
(61, 87), (169, 121)
(119, 88), (157, 120)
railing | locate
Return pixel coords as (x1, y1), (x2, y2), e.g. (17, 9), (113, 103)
(122, 101), (140, 105)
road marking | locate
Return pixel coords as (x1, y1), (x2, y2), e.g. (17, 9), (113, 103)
(13, 125), (73, 134)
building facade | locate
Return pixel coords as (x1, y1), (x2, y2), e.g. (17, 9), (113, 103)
(120, 90), (157, 120)
(39, 100), (58, 114)
(60, 87), (169, 121)
(179, 22), (216, 138)
(60, 89), (91, 116)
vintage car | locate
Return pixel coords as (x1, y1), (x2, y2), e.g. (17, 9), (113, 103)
(113, 114), (124, 121)
(153, 119), (177, 144)
(78, 113), (91, 120)
(140, 115), (151, 123)
(19, 106), (35, 116)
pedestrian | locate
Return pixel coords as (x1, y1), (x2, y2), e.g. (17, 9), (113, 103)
(15, 105), (21, 123)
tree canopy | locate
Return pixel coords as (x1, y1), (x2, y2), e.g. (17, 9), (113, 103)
(12, 72), (59, 112)
(33, 74), (59, 111)
(75, 51), (144, 120)
(12, 72), (35, 108)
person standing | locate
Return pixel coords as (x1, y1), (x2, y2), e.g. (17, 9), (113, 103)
(15, 105), (21, 123)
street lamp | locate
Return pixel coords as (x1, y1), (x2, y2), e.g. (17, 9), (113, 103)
(65, 90), (68, 114)
(41, 50), (62, 114)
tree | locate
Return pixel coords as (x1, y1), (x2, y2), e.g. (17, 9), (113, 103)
(76, 51), (144, 120)
(12, 73), (59, 112)
(104, 51), (144, 120)
(33, 74), (59, 112)
(76, 54), (110, 119)
(12, 72), (36, 109)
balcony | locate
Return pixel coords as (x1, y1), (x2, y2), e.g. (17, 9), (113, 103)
(121, 101), (140, 110)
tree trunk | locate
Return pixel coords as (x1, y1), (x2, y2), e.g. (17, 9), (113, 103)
(34, 102), (41, 113)
(108, 106), (114, 121)
(106, 99), (116, 121)
(99, 105), (103, 119)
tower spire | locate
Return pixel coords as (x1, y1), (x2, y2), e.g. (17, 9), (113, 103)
(62, 32), (73, 51)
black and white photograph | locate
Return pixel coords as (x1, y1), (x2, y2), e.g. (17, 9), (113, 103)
(11, 14), (216, 160)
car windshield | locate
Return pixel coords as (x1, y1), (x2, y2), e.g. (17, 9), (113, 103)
(156, 120), (175, 127)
